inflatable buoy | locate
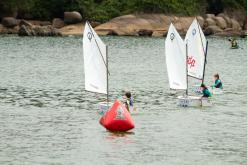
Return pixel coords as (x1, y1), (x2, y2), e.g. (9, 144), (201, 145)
(100, 100), (135, 132)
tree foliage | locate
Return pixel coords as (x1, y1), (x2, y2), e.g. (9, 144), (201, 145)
(0, 0), (246, 22)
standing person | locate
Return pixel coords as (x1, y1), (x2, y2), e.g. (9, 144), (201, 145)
(201, 84), (212, 98)
(212, 73), (223, 89)
(124, 91), (134, 112)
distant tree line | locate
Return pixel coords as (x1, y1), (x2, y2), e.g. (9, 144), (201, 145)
(0, 0), (247, 22)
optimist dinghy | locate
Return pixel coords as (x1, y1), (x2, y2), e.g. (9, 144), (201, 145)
(83, 21), (112, 115)
(165, 23), (211, 107)
(185, 19), (208, 94)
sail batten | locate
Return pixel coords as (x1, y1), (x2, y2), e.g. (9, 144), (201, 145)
(165, 24), (187, 90)
(185, 19), (207, 80)
(83, 22), (107, 94)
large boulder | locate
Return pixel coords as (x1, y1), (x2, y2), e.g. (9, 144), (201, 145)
(196, 16), (204, 27)
(205, 18), (216, 27)
(2, 17), (18, 27)
(64, 11), (82, 24)
(58, 23), (84, 36)
(204, 25), (223, 35)
(231, 19), (241, 30)
(214, 16), (227, 29)
(52, 18), (65, 28)
(18, 24), (61, 36)
(206, 14), (215, 19)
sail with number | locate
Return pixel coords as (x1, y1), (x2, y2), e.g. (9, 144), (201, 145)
(83, 21), (107, 94)
(185, 19), (207, 80)
(165, 23), (187, 90)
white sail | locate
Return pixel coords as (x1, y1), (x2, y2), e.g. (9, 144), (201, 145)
(83, 22), (107, 94)
(185, 19), (207, 80)
(165, 24), (187, 90)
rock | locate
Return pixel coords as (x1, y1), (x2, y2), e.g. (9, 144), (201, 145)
(231, 19), (241, 30)
(204, 25), (223, 35)
(18, 24), (61, 36)
(58, 23), (84, 36)
(2, 17), (18, 27)
(90, 21), (101, 28)
(196, 16), (204, 27)
(0, 24), (19, 34)
(19, 20), (33, 27)
(64, 11), (82, 24)
(205, 18), (216, 27)
(206, 14), (215, 19)
(214, 16), (227, 29)
(18, 25), (33, 36)
(152, 30), (167, 37)
(24, 20), (51, 26)
(137, 29), (153, 36)
(52, 18), (65, 28)
(215, 28), (242, 36)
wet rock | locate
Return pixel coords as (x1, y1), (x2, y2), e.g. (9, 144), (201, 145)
(19, 20), (33, 27)
(64, 11), (82, 24)
(52, 18), (65, 29)
(204, 25), (223, 35)
(214, 16), (227, 29)
(2, 17), (18, 27)
(18, 25), (33, 36)
(138, 29), (153, 36)
(18, 24), (61, 36)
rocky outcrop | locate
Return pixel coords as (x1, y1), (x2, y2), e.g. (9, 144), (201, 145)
(58, 23), (84, 36)
(214, 16), (227, 29)
(64, 11), (82, 24)
(18, 20), (61, 36)
(95, 14), (194, 37)
(2, 17), (19, 27)
(204, 25), (223, 35)
(52, 18), (65, 28)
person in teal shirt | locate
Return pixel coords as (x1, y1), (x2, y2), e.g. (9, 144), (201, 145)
(201, 84), (212, 98)
(212, 74), (223, 89)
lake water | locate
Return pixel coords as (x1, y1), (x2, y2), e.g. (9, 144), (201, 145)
(0, 35), (246, 165)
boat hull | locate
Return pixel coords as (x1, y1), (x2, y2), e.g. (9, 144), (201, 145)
(98, 102), (113, 115)
(177, 95), (212, 107)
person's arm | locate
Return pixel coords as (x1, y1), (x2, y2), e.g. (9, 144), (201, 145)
(212, 80), (220, 88)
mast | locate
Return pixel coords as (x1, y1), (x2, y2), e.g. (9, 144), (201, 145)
(202, 41), (208, 84)
(106, 45), (109, 104)
(196, 18), (207, 83)
(186, 42), (188, 96)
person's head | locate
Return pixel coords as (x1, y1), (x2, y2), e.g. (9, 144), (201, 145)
(125, 91), (131, 99)
(201, 83), (207, 90)
(214, 73), (219, 80)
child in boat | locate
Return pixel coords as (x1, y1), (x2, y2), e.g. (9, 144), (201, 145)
(124, 91), (134, 112)
(201, 84), (212, 98)
(212, 73), (223, 89)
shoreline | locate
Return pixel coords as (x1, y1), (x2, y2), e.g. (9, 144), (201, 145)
(0, 13), (246, 38)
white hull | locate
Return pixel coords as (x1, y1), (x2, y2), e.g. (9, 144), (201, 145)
(177, 95), (212, 107)
(98, 102), (113, 115)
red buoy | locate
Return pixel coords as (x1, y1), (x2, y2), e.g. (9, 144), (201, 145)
(100, 100), (135, 132)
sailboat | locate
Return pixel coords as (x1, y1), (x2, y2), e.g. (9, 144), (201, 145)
(165, 23), (211, 107)
(185, 19), (208, 94)
(83, 21), (112, 114)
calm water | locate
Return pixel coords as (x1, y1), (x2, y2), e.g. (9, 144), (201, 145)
(0, 35), (247, 165)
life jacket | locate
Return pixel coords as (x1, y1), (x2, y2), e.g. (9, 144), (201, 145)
(215, 79), (222, 88)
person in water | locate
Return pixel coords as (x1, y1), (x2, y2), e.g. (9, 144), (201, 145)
(212, 73), (223, 89)
(228, 38), (238, 48)
(201, 84), (212, 98)
(124, 91), (134, 112)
